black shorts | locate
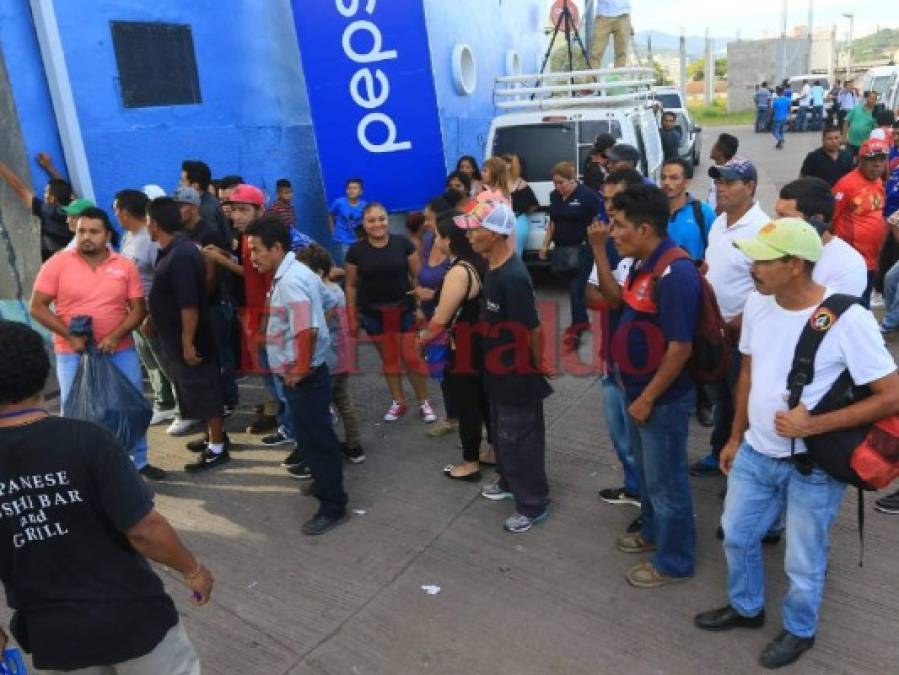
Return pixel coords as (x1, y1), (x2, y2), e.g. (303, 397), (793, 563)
(172, 358), (224, 421)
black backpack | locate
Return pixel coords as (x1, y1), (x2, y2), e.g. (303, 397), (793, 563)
(786, 293), (899, 564)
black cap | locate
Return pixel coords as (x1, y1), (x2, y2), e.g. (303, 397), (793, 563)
(606, 143), (641, 164)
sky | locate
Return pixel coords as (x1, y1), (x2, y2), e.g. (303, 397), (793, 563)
(575, 1), (893, 40)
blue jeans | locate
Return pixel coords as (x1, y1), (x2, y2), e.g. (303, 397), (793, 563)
(210, 299), (239, 407)
(755, 107), (768, 132)
(569, 242), (594, 329)
(601, 376), (639, 496)
(810, 105), (823, 131)
(796, 106), (808, 131)
(280, 365), (347, 518)
(57, 347), (148, 469)
(723, 443), (846, 637)
(883, 260), (899, 329)
(772, 119), (786, 143)
(259, 347), (291, 435)
(514, 214), (529, 259)
(627, 392), (695, 577)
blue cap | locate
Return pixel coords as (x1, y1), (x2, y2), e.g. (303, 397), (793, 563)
(708, 156), (758, 183)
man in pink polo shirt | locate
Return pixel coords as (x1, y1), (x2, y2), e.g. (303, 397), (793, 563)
(29, 207), (166, 480)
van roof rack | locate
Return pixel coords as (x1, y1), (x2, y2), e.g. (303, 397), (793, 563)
(494, 67), (656, 112)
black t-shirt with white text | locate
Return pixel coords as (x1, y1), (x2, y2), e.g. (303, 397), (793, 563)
(0, 417), (177, 671)
(481, 255), (553, 405)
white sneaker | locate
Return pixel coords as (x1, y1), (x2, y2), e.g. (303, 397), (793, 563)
(383, 400), (407, 422)
(166, 417), (201, 436)
(149, 407), (176, 426)
(418, 400), (437, 423)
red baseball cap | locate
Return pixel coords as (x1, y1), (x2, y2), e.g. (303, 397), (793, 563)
(859, 138), (889, 159)
(224, 184), (264, 207)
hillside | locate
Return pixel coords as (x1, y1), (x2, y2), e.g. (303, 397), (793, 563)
(847, 28), (899, 63)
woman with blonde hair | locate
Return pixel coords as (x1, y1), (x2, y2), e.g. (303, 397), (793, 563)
(500, 153), (538, 258)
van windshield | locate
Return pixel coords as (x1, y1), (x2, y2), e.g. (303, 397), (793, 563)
(492, 120), (621, 182)
(870, 75), (893, 94)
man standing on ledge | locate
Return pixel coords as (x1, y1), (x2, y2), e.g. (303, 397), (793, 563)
(0, 319), (212, 673)
(591, 0), (632, 68)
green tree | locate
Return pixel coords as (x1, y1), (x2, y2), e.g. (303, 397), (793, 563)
(688, 57), (727, 81)
(653, 60), (672, 86)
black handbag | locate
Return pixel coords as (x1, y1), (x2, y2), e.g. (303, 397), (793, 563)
(551, 244), (580, 275)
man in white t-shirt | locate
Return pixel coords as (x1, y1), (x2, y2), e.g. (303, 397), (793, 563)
(694, 218), (899, 669)
(776, 178), (867, 296)
(796, 82), (812, 132)
(692, 158), (771, 477)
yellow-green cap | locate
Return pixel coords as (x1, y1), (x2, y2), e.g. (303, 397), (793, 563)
(733, 217), (823, 263)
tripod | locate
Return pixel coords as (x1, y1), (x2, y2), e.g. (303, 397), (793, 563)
(534, 0), (593, 92)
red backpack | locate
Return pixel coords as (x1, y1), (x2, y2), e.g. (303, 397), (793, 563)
(649, 248), (731, 384)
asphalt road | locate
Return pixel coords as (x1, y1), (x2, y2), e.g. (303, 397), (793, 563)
(9, 126), (899, 675)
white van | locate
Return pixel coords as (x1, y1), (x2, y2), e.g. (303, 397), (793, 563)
(486, 67), (662, 265)
(862, 66), (899, 98)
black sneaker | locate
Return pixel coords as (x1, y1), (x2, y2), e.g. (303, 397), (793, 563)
(138, 464), (167, 481)
(626, 516), (643, 533)
(246, 413), (277, 435)
(281, 448), (303, 468)
(223, 404), (237, 418)
(301, 511), (347, 536)
(262, 431), (294, 447)
(186, 436), (208, 453)
(185, 448), (231, 472)
(875, 489), (899, 514)
(342, 442), (366, 464)
(598, 487), (640, 507)
(287, 463), (313, 480)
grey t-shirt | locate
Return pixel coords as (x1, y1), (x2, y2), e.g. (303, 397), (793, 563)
(121, 227), (159, 297)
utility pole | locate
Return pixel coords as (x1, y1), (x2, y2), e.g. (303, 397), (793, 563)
(828, 24), (836, 82)
(777, 0), (788, 83)
(679, 28), (687, 97)
(843, 13), (854, 82)
(704, 27), (713, 106)
(807, 0), (814, 72)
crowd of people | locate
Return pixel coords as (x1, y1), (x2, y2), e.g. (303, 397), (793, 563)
(1, 109), (899, 670)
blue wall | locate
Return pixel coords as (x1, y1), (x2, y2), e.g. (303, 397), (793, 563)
(424, 0), (546, 172)
(46, 0), (330, 244)
(0, 1), (68, 195)
(2, 0), (548, 250)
